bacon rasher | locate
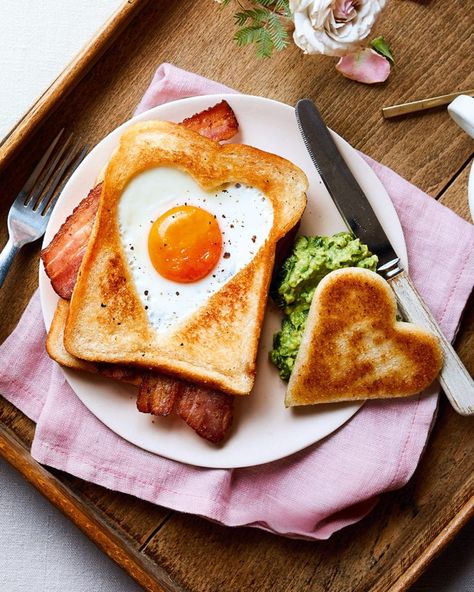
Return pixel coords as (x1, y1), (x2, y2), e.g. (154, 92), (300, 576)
(137, 374), (182, 417)
(137, 374), (233, 444)
(97, 363), (140, 384)
(41, 184), (102, 299)
(177, 384), (234, 444)
(181, 100), (239, 141)
(42, 101), (239, 443)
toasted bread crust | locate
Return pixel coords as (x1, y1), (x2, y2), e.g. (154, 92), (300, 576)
(64, 121), (308, 395)
(47, 299), (141, 385)
(47, 299), (94, 371)
(286, 268), (443, 406)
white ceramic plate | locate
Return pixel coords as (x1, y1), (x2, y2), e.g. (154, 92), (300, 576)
(40, 94), (408, 469)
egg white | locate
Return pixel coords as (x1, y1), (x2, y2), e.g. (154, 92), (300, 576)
(118, 167), (274, 332)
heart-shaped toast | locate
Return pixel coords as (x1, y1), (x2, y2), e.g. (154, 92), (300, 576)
(64, 121), (307, 396)
(286, 268), (443, 406)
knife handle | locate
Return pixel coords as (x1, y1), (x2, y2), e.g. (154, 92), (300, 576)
(389, 270), (474, 415)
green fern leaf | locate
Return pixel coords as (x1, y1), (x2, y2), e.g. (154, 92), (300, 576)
(234, 26), (262, 47)
(234, 10), (251, 26)
(267, 12), (289, 51)
(224, 0), (291, 57)
(256, 28), (273, 58)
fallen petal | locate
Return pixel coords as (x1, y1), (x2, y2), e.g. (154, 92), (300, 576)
(336, 48), (390, 84)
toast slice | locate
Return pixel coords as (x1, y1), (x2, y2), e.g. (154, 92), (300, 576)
(286, 268), (443, 406)
(64, 121), (308, 395)
(47, 299), (141, 385)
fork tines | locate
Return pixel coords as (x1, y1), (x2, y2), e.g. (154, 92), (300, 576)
(17, 130), (88, 216)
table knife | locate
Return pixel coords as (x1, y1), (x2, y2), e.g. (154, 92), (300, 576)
(295, 98), (474, 415)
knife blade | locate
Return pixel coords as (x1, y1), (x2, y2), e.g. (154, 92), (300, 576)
(295, 98), (474, 415)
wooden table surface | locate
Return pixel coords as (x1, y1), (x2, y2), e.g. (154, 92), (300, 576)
(0, 1), (473, 591)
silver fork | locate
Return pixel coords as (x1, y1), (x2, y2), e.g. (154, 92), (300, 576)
(0, 130), (88, 288)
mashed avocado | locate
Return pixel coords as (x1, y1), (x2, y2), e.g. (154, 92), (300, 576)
(270, 232), (378, 380)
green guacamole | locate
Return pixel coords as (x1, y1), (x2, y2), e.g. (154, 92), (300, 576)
(270, 232), (378, 381)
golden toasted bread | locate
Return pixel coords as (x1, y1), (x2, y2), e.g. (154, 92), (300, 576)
(64, 121), (308, 395)
(47, 299), (93, 372)
(47, 299), (141, 385)
(286, 268), (443, 406)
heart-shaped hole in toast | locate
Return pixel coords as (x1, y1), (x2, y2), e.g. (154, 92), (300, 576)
(118, 166), (273, 332)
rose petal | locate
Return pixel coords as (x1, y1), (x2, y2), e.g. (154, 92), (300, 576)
(334, 0), (357, 22)
(336, 48), (390, 84)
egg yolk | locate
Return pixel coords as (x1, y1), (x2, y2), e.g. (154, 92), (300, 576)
(148, 205), (222, 283)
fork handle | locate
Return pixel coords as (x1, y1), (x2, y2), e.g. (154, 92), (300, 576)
(0, 238), (20, 288)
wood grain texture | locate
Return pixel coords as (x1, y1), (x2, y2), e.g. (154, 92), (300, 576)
(0, 0), (473, 591)
(409, 519), (474, 592)
(0, 397), (36, 445)
(0, 396), (172, 551)
(1, 0), (471, 201)
(439, 158), (473, 223)
(59, 477), (171, 549)
(0, 423), (177, 592)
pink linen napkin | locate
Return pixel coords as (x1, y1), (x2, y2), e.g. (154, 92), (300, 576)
(1, 63), (473, 540)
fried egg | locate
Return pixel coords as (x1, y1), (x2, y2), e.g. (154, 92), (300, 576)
(118, 166), (273, 332)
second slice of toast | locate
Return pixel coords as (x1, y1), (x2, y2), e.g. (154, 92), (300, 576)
(286, 268), (443, 406)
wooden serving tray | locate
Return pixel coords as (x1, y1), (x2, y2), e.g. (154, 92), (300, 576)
(0, 1), (473, 590)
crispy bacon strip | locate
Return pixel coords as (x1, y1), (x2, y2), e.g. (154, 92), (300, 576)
(97, 363), (140, 384)
(41, 183), (102, 299)
(137, 373), (234, 443)
(137, 373), (182, 416)
(41, 102), (239, 299)
(181, 100), (239, 141)
(176, 383), (234, 444)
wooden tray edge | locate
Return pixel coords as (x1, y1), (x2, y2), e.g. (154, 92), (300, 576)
(389, 496), (474, 592)
(1, 402), (473, 592)
(0, 420), (179, 592)
(0, 0), (150, 171)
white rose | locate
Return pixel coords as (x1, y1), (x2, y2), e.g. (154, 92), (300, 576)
(290, 0), (386, 57)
